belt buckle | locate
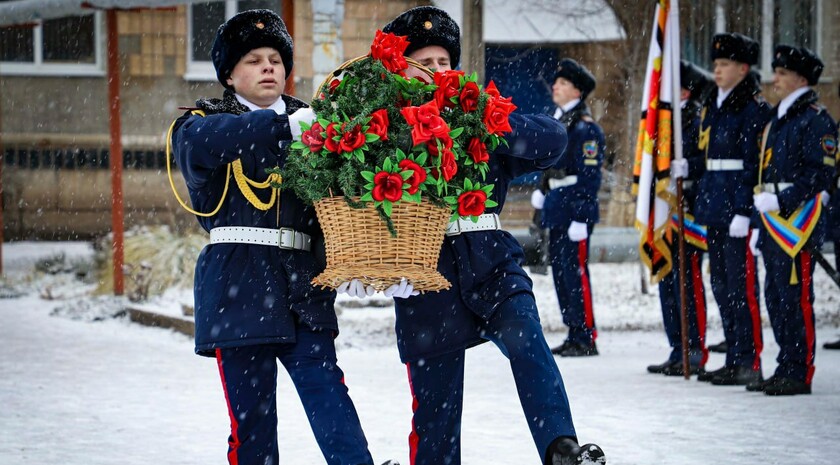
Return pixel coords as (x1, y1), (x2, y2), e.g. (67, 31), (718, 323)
(278, 227), (295, 249)
(446, 219), (462, 236)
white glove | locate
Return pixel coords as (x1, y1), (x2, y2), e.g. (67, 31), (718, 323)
(567, 221), (588, 242)
(749, 228), (761, 257)
(820, 190), (830, 206)
(671, 158), (689, 179)
(753, 192), (780, 213)
(288, 107), (317, 141)
(384, 278), (419, 298)
(728, 214), (750, 238)
(530, 190), (545, 209)
(336, 279), (375, 298)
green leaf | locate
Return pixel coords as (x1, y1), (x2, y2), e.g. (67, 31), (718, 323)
(383, 201), (393, 217)
(449, 127), (464, 139)
(485, 199), (498, 208)
(383, 157), (393, 171)
(443, 195), (458, 204)
(464, 178), (474, 190)
(354, 150), (365, 163)
(365, 133), (380, 142)
(406, 191), (422, 203)
(360, 171), (375, 182)
(400, 170), (412, 180)
(360, 192), (374, 202)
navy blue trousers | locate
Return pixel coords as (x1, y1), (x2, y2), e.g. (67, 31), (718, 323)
(761, 243), (817, 384)
(214, 326), (372, 465)
(405, 292), (576, 465)
(548, 226), (596, 345)
(657, 240), (709, 365)
(706, 227), (763, 370)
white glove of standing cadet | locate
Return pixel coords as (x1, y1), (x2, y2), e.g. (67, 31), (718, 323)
(753, 192), (780, 213)
(530, 190), (545, 209)
(336, 279), (375, 298)
(567, 221), (588, 242)
(384, 278), (419, 298)
(820, 190), (830, 206)
(749, 228), (761, 257)
(671, 158), (689, 179)
(288, 107), (317, 141)
(728, 214), (750, 238)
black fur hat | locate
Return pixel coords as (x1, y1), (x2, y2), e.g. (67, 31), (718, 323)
(711, 32), (759, 65)
(383, 6), (461, 68)
(680, 60), (713, 100)
(211, 9), (293, 90)
(553, 58), (596, 98)
(772, 45), (824, 85)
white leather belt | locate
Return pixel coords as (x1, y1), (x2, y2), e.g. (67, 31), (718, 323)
(548, 175), (578, 189)
(446, 213), (501, 236)
(760, 183), (793, 194)
(706, 159), (744, 171)
(210, 226), (312, 251)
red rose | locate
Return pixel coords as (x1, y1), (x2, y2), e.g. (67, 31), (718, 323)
(301, 122), (326, 153)
(328, 78), (341, 94)
(372, 171), (405, 202)
(367, 109), (389, 141)
(401, 100), (451, 147)
(483, 96), (516, 136)
(339, 124), (366, 153)
(457, 190), (488, 217)
(433, 70), (464, 109)
(485, 80), (501, 99)
(398, 159), (427, 194)
(370, 30), (409, 74)
(426, 136), (453, 157)
(466, 137), (489, 164)
(459, 81), (480, 112)
(324, 122), (341, 153)
(431, 148), (458, 182)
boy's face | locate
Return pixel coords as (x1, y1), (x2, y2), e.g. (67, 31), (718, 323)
(552, 77), (581, 107)
(713, 58), (748, 91)
(772, 67), (808, 100)
(407, 45), (451, 81)
(226, 47), (286, 108)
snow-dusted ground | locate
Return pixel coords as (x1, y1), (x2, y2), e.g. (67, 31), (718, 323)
(1, 241), (839, 465)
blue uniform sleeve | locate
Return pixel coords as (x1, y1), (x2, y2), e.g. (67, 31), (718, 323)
(570, 121), (605, 224)
(171, 109), (293, 189)
(493, 113), (568, 179)
(778, 112), (838, 217)
(734, 100), (769, 217)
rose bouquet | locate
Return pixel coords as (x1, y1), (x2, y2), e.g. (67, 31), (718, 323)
(279, 30), (516, 291)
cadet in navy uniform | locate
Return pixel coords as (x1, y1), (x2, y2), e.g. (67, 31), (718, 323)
(749, 46), (837, 395)
(691, 33), (770, 386)
(647, 61), (713, 377)
(381, 7), (606, 465)
(530, 58), (605, 357)
(824, 84), (840, 351)
(169, 10), (378, 465)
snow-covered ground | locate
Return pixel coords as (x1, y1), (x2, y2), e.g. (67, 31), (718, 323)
(1, 241), (839, 465)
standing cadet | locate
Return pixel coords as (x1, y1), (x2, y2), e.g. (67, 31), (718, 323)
(824, 84), (840, 351)
(691, 33), (770, 386)
(749, 45), (837, 395)
(531, 58), (605, 357)
(648, 61), (713, 377)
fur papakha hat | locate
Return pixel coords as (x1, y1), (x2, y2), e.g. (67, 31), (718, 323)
(772, 45), (824, 86)
(554, 58), (596, 98)
(383, 6), (461, 68)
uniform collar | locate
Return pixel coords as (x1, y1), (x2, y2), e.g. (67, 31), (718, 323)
(554, 98), (581, 119)
(716, 87), (733, 108)
(777, 86), (810, 119)
(234, 93), (287, 115)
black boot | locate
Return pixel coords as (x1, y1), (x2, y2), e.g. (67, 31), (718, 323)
(710, 366), (762, 386)
(545, 437), (606, 465)
(824, 338), (840, 350)
(662, 362), (705, 377)
(708, 340), (728, 353)
(745, 375), (776, 392)
(763, 377), (811, 396)
(552, 341), (598, 357)
(697, 365), (728, 382)
(646, 359), (678, 374)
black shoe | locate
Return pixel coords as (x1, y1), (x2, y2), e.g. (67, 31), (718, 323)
(710, 366), (762, 386)
(708, 340), (728, 353)
(824, 338), (840, 350)
(546, 437), (606, 465)
(662, 362), (705, 377)
(646, 359), (678, 374)
(745, 375), (776, 392)
(697, 365), (728, 382)
(552, 341), (598, 357)
(763, 377), (811, 396)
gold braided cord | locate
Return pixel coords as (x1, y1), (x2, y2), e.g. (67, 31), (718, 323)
(232, 160), (282, 211)
(166, 111), (230, 217)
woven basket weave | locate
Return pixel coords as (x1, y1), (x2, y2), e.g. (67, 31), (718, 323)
(312, 197), (451, 292)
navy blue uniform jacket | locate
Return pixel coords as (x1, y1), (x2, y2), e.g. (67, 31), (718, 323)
(393, 113), (567, 362)
(693, 75), (771, 227)
(171, 94), (337, 357)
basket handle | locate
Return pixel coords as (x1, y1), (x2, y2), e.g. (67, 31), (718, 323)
(313, 55), (434, 100)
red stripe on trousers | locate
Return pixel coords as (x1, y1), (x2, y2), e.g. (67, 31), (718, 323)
(578, 239), (595, 340)
(405, 363), (419, 465)
(801, 252), (816, 384)
(691, 253), (709, 365)
(745, 235), (763, 371)
(215, 349), (240, 465)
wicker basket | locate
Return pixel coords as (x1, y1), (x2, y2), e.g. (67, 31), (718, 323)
(311, 197), (451, 292)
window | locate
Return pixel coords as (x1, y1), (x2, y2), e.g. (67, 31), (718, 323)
(185, 0), (282, 80)
(0, 7), (103, 76)
(773, 0), (817, 49)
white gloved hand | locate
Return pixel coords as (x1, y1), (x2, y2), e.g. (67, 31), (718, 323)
(728, 214), (750, 238)
(749, 228), (761, 257)
(288, 107), (317, 141)
(530, 190), (545, 209)
(336, 279), (375, 298)
(820, 190), (830, 206)
(384, 278), (419, 299)
(753, 192), (780, 213)
(671, 158), (689, 179)
(567, 221), (589, 242)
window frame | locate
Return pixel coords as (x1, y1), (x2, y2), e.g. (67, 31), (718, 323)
(184, 0), (238, 81)
(0, 11), (105, 77)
